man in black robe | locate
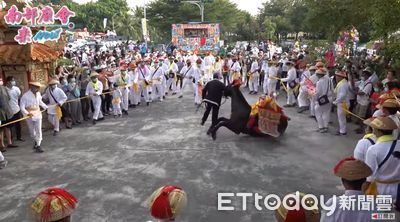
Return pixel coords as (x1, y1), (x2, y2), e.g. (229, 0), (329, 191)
(201, 73), (226, 134)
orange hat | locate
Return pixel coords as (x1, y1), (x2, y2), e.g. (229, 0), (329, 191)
(129, 63), (137, 69)
(29, 81), (42, 88)
(315, 68), (327, 75)
(315, 62), (325, 68)
(363, 116), (398, 130)
(149, 185), (187, 221)
(377, 98), (400, 109)
(333, 157), (372, 180)
(335, 70), (347, 78)
(48, 79), (59, 85)
(275, 192), (320, 222)
(120, 65), (128, 71)
(31, 188), (78, 222)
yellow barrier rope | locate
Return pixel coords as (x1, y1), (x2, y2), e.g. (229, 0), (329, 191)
(0, 91), (113, 128)
(341, 103), (365, 121)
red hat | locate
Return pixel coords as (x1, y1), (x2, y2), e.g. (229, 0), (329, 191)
(149, 185), (187, 221)
(275, 192), (320, 222)
(333, 156), (372, 180)
(120, 65), (128, 71)
(196, 58), (202, 64)
(119, 60), (126, 66)
(31, 188), (78, 222)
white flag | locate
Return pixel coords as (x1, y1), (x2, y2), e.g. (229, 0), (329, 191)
(103, 18), (107, 30)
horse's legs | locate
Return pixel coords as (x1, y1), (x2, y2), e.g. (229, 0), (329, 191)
(215, 117), (229, 125)
(210, 120), (240, 140)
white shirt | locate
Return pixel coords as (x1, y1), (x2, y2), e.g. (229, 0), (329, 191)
(267, 66), (277, 80)
(137, 66), (151, 81)
(230, 61), (241, 72)
(85, 81), (103, 97)
(321, 190), (374, 222)
(281, 67), (297, 83)
(204, 55), (215, 67)
(353, 134), (376, 162)
(315, 75), (333, 102)
(357, 80), (372, 106)
(261, 61), (269, 73)
(20, 90), (48, 121)
(389, 114), (400, 139)
(169, 63), (179, 73)
(42, 87), (67, 115)
(365, 136), (400, 198)
(150, 65), (164, 83)
(180, 65), (195, 79)
(333, 79), (350, 104)
(213, 61), (222, 74)
(114, 73), (131, 89)
(191, 66), (201, 83)
(6, 86), (21, 115)
(250, 61), (259, 73)
(281, 58), (288, 71)
(129, 70), (139, 84)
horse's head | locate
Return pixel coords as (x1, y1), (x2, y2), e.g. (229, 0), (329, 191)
(224, 79), (241, 97)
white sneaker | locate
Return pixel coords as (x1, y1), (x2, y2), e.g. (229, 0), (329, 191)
(0, 160), (8, 169)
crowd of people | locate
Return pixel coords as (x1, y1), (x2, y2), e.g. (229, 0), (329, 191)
(0, 40), (399, 221)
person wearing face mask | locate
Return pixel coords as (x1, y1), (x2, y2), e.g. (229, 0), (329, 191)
(114, 65), (131, 114)
(314, 68), (333, 133)
(5, 76), (23, 142)
(86, 71), (104, 125)
(248, 56), (260, 95)
(354, 68), (373, 134)
(229, 56), (241, 82)
(193, 59), (203, 105)
(150, 60), (165, 102)
(166, 58), (179, 95)
(43, 79), (68, 136)
(65, 75), (82, 127)
(0, 77), (15, 152)
(332, 70), (350, 136)
(308, 66), (319, 118)
(20, 82), (48, 153)
(78, 67), (91, 121)
(178, 60), (195, 100)
(160, 57), (169, 99)
(281, 60), (298, 107)
(297, 64), (313, 113)
(136, 59), (152, 106)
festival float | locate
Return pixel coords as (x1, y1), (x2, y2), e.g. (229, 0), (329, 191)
(0, 1), (73, 91)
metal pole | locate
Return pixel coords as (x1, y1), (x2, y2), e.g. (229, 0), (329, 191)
(200, 2), (204, 22)
(143, 0), (148, 49)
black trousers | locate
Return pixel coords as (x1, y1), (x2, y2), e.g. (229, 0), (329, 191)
(7, 111), (22, 139)
(202, 102), (219, 130)
(223, 73), (230, 86)
(176, 75), (183, 89)
(101, 89), (112, 113)
(80, 89), (90, 120)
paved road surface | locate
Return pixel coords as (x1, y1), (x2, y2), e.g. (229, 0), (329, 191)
(0, 88), (359, 222)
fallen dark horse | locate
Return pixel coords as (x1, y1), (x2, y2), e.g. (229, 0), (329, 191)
(209, 82), (288, 140)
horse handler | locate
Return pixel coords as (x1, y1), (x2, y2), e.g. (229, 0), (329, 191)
(201, 73), (226, 134)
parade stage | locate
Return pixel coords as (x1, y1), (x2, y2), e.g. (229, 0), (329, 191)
(0, 92), (358, 221)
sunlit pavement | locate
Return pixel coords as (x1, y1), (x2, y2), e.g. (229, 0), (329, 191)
(0, 88), (358, 222)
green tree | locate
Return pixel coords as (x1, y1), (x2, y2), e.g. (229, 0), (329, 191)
(114, 11), (142, 43)
(262, 17), (277, 40)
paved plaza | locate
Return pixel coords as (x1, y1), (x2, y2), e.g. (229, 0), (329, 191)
(0, 91), (358, 222)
